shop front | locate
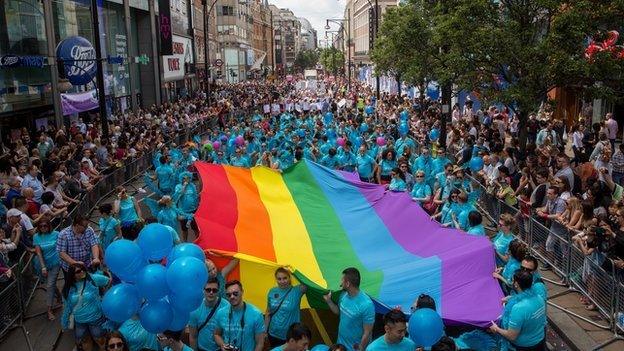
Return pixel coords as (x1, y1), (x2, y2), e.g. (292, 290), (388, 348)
(162, 34), (195, 101)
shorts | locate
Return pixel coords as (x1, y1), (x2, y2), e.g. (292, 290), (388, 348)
(74, 316), (105, 341)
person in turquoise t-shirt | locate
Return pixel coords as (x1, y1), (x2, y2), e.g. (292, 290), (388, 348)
(265, 268), (307, 347)
(118, 316), (159, 351)
(493, 240), (527, 295)
(520, 255), (548, 301)
(155, 156), (176, 195)
(189, 277), (231, 351)
(366, 310), (415, 351)
(33, 220), (61, 321)
(356, 146), (377, 182)
(464, 211), (486, 236)
(158, 329), (194, 351)
(490, 270), (547, 350)
(388, 168), (407, 192)
(411, 171), (432, 205)
(493, 214), (515, 267)
(205, 253), (240, 298)
(214, 280), (265, 351)
(97, 203), (121, 251)
(324, 267), (375, 351)
(270, 323), (311, 351)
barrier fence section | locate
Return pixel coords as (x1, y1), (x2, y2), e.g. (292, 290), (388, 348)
(467, 175), (624, 349)
(0, 118), (215, 346)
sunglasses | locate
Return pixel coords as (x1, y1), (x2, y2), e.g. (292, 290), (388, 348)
(108, 342), (124, 349)
(415, 175), (424, 178)
(204, 287), (219, 293)
(74, 268), (84, 274)
(225, 291), (240, 298)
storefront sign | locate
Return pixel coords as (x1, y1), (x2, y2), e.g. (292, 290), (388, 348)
(159, 0), (173, 55)
(61, 90), (99, 115)
(0, 55), (45, 68)
(162, 35), (193, 81)
(56, 36), (97, 86)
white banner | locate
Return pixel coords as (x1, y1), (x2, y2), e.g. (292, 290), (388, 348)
(162, 35), (193, 81)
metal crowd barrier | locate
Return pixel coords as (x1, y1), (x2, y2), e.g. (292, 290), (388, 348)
(0, 117), (216, 345)
(466, 175), (624, 349)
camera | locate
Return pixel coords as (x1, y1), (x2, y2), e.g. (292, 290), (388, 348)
(222, 344), (240, 351)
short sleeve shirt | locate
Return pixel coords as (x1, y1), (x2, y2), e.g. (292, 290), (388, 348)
(56, 225), (98, 271)
(214, 303), (265, 351)
(189, 297), (230, 351)
(366, 335), (415, 351)
(338, 291), (375, 351)
(266, 286), (303, 339)
(508, 294), (547, 347)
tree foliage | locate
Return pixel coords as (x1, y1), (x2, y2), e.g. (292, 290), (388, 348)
(294, 49), (320, 71)
(371, 0), (624, 145)
(319, 47), (345, 75)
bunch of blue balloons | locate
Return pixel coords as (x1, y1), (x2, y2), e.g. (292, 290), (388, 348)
(398, 122), (409, 136)
(365, 105), (374, 116)
(429, 128), (440, 141)
(102, 223), (208, 333)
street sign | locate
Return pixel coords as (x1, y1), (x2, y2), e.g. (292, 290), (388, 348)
(214, 59), (223, 67)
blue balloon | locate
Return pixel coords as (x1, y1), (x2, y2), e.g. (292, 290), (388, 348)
(365, 106), (374, 115)
(408, 308), (444, 347)
(102, 283), (141, 323)
(399, 123), (409, 136)
(360, 123), (369, 132)
(297, 129), (306, 137)
(139, 299), (173, 334)
(310, 345), (329, 351)
(326, 128), (337, 139)
(429, 128), (440, 141)
(167, 243), (206, 266)
(137, 223), (174, 261)
(220, 135), (228, 143)
(136, 264), (170, 301)
(104, 239), (145, 282)
(470, 156), (484, 172)
(166, 256), (208, 296)
(169, 289), (203, 313)
(168, 309), (190, 331)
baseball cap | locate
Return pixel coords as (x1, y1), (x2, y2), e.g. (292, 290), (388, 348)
(7, 208), (23, 217)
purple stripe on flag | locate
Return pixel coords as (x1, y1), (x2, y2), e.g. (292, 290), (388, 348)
(340, 172), (503, 326)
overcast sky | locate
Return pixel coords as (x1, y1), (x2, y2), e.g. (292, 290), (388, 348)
(269, 0), (347, 42)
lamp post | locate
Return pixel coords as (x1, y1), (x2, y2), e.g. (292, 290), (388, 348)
(202, 0), (219, 104)
(90, 0), (109, 139)
(325, 9), (350, 91)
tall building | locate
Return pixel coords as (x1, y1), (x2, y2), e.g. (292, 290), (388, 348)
(298, 18), (317, 51)
(249, 0), (273, 78)
(192, 0), (218, 91)
(269, 6), (301, 75)
(344, 0), (396, 66)
(213, 0), (253, 83)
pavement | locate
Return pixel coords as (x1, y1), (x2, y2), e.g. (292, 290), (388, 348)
(2, 174), (624, 351)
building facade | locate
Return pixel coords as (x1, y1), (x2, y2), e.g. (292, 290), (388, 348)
(269, 5), (301, 75)
(344, 0), (396, 65)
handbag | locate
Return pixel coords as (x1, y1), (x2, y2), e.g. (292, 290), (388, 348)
(266, 287), (293, 333)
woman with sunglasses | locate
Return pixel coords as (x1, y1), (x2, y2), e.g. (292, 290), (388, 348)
(493, 214), (516, 267)
(33, 219), (61, 320)
(265, 267), (307, 348)
(411, 171), (432, 206)
(106, 331), (130, 351)
(61, 263), (111, 351)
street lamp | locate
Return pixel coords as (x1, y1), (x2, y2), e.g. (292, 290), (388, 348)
(325, 10), (351, 91)
(202, 0), (219, 104)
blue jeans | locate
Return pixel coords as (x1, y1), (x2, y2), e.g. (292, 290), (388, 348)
(74, 316), (105, 341)
(44, 265), (60, 307)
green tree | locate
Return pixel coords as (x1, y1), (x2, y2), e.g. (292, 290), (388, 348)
(319, 47), (345, 75)
(294, 49), (320, 71)
(433, 0), (624, 146)
(371, 0), (438, 104)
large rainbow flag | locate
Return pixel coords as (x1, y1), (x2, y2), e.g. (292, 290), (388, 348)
(194, 160), (503, 327)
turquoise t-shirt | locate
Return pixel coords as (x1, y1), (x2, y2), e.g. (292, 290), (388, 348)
(119, 197), (139, 224)
(98, 217), (119, 251)
(33, 230), (60, 267)
(214, 303), (265, 351)
(163, 345), (193, 351)
(337, 291), (375, 351)
(189, 297), (231, 351)
(411, 182), (432, 200)
(493, 231), (514, 266)
(379, 160), (397, 177)
(61, 273), (110, 328)
(267, 286), (303, 339)
(502, 257), (521, 284)
(389, 178), (407, 192)
(320, 155), (340, 169)
(156, 164), (175, 193)
(356, 154), (375, 179)
(366, 335), (416, 351)
(508, 293), (547, 347)
(118, 318), (159, 351)
(270, 345), (285, 351)
(467, 224), (485, 236)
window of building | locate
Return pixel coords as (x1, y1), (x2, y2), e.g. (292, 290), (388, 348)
(218, 5), (234, 16)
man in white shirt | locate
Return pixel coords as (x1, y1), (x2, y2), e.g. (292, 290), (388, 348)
(605, 112), (618, 151)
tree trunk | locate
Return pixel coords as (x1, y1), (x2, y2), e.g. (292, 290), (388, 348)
(518, 110), (529, 150)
